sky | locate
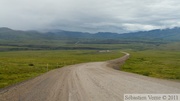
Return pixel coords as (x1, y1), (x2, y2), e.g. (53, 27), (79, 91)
(0, 0), (180, 33)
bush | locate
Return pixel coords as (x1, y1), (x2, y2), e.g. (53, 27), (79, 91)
(28, 63), (34, 66)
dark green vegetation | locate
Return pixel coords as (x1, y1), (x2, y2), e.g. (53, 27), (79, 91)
(0, 50), (123, 88)
(0, 27), (180, 51)
(122, 50), (180, 80)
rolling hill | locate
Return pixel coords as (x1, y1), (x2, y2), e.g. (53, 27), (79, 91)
(0, 27), (180, 51)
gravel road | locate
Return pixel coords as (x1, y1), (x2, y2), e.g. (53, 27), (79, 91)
(0, 53), (180, 101)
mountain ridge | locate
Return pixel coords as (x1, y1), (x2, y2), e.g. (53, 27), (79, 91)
(0, 27), (180, 50)
(1, 27), (180, 40)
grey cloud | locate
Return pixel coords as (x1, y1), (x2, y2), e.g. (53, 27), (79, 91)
(0, 0), (180, 33)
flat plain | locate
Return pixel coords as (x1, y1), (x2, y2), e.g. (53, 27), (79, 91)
(0, 50), (123, 88)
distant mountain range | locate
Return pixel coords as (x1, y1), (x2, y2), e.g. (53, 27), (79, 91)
(0, 27), (180, 48)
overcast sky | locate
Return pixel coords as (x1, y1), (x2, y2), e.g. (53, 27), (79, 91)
(0, 0), (180, 33)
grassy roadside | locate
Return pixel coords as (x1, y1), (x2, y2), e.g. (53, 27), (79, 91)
(121, 50), (180, 80)
(0, 50), (123, 88)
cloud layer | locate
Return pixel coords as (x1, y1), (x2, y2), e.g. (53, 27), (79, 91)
(1, 0), (180, 33)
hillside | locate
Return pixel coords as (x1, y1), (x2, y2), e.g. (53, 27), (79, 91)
(0, 27), (180, 51)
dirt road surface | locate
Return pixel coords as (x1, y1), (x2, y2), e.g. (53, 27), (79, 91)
(0, 53), (180, 101)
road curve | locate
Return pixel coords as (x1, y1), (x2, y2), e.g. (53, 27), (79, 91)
(0, 53), (180, 101)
